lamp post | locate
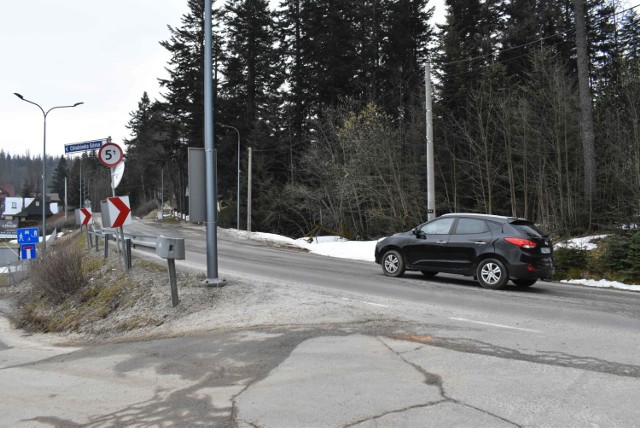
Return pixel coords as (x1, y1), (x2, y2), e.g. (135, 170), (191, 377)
(219, 123), (241, 230)
(14, 93), (83, 252)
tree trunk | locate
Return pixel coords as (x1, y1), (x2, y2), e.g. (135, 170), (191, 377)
(573, 0), (596, 228)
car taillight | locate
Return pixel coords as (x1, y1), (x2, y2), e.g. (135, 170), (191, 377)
(504, 237), (537, 249)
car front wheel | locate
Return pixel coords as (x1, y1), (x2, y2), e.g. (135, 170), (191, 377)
(476, 258), (509, 289)
(382, 250), (405, 277)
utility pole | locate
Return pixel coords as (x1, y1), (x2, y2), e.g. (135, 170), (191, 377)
(425, 61), (436, 220)
(247, 147), (252, 232)
(203, 0), (222, 285)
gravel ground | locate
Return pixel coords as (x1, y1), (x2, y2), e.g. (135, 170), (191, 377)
(0, 243), (389, 346)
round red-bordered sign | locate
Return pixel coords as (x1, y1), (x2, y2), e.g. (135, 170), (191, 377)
(98, 142), (123, 168)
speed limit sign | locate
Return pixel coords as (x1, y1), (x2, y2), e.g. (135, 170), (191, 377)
(98, 142), (123, 168)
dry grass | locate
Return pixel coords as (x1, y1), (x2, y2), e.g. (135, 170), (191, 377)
(16, 231), (215, 339)
(29, 233), (88, 303)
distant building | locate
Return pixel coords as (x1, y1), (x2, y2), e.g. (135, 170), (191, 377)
(1, 195), (59, 222)
(0, 184), (15, 214)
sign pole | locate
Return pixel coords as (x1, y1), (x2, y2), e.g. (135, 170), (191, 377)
(111, 167), (124, 266)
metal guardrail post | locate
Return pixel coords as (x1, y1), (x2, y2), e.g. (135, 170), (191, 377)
(167, 258), (179, 307)
(104, 232), (111, 258)
(95, 233), (100, 253)
(156, 236), (185, 307)
(125, 238), (132, 269)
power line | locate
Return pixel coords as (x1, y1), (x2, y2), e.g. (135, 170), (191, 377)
(437, 3), (640, 68)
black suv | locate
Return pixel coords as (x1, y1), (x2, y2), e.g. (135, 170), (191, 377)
(374, 213), (554, 289)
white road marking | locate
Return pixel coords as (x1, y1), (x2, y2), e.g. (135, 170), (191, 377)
(340, 297), (390, 308)
(449, 317), (542, 333)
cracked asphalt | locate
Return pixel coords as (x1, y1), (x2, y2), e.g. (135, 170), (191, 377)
(2, 315), (638, 427)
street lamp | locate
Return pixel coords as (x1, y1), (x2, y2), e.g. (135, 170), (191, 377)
(14, 93), (83, 252)
(219, 123), (241, 230)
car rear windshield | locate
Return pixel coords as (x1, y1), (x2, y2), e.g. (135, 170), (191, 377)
(510, 220), (546, 238)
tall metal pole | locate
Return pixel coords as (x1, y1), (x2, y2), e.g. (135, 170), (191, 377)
(425, 62), (436, 220)
(13, 93), (83, 252)
(79, 156), (82, 212)
(247, 147), (252, 232)
(204, 0), (222, 285)
(219, 124), (241, 230)
(161, 167), (164, 222)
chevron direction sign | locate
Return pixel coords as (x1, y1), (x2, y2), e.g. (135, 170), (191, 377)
(75, 207), (93, 226)
(100, 196), (132, 228)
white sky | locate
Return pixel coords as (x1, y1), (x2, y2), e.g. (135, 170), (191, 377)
(0, 0), (190, 158)
(0, 0), (448, 159)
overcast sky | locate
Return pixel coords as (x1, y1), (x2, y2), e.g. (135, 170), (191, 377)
(0, 0), (450, 159)
(1, 0), (191, 158)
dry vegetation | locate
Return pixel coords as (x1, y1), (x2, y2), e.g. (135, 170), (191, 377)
(11, 231), (221, 341)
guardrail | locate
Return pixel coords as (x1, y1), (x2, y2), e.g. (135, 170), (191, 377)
(85, 227), (185, 306)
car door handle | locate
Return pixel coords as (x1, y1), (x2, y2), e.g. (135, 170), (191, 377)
(474, 241), (486, 245)
(436, 240), (447, 244)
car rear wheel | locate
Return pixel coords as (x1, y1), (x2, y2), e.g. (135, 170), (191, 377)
(476, 258), (509, 289)
(421, 271), (438, 278)
(513, 279), (537, 287)
(382, 250), (405, 277)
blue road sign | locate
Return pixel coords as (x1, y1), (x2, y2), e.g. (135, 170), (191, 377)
(17, 227), (39, 245)
(20, 244), (37, 260)
(64, 139), (106, 154)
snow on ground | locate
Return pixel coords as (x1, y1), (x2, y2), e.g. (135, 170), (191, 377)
(554, 234), (610, 251)
(231, 230), (639, 292)
(3, 229), (638, 292)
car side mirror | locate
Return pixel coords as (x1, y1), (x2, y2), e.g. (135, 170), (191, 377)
(413, 228), (425, 239)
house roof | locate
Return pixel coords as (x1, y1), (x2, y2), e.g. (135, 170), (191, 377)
(0, 184), (15, 199)
(2, 197), (29, 216)
(16, 197), (54, 217)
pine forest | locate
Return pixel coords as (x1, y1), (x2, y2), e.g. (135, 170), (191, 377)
(2, 0), (639, 240)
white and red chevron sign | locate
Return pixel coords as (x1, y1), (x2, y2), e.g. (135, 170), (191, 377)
(101, 196), (132, 228)
(75, 207), (93, 226)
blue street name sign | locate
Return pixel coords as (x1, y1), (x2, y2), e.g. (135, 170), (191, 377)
(17, 227), (39, 245)
(21, 244), (37, 260)
(64, 139), (106, 154)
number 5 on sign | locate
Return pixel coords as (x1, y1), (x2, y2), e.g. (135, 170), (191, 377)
(98, 142), (123, 168)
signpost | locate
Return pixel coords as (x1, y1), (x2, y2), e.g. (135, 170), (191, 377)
(91, 140), (131, 272)
(98, 142), (123, 168)
(0, 220), (18, 239)
(101, 195), (131, 272)
(17, 227), (39, 260)
(64, 138), (106, 154)
(17, 227), (39, 245)
(21, 244), (36, 260)
(75, 207), (93, 226)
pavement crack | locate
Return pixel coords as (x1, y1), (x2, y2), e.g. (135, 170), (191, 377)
(378, 336), (521, 428)
(343, 400), (447, 427)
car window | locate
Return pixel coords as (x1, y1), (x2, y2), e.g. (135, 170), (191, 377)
(454, 218), (488, 234)
(510, 220), (545, 237)
(420, 218), (455, 235)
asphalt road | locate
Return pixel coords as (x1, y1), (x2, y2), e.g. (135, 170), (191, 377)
(1, 220), (638, 426)
(128, 220), (640, 374)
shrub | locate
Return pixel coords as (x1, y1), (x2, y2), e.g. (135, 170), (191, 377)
(51, 215), (77, 231)
(601, 234), (631, 272)
(30, 236), (87, 302)
(623, 231), (640, 283)
(134, 199), (159, 218)
(553, 247), (588, 280)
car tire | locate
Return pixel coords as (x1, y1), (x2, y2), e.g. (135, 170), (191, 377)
(513, 279), (537, 287)
(421, 271), (438, 278)
(476, 258), (509, 290)
(382, 250), (405, 277)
